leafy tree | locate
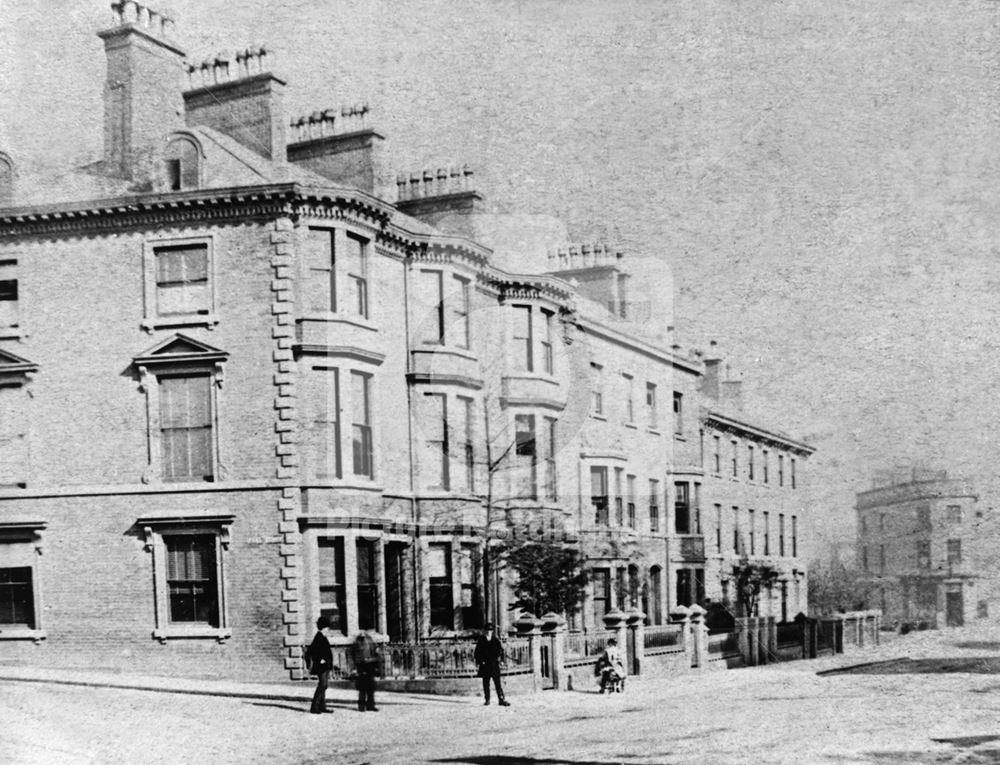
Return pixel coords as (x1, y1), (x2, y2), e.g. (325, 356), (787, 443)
(503, 540), (588, 617)
(808, 559), (878, 615)
(733, 560), (781, 617)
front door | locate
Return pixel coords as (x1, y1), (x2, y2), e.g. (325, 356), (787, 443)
(946, 589), (964, 627)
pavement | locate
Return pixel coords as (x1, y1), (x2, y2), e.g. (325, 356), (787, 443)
(7, 626), (1000, 764)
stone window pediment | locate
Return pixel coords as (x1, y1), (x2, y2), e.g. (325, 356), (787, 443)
(0, 349), (38, 387)
(133, 334), (229, 485)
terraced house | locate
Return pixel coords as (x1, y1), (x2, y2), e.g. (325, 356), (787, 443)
(0, 2), (813, 680)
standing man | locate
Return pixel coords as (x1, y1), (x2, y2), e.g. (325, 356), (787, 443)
(307, 616), (334, 714)
(474, 622), (510, 706)
(353, 631), (380, 712)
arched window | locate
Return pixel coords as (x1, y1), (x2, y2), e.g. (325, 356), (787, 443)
(164, 136), (201, 191)
(0, 152), (15, 203)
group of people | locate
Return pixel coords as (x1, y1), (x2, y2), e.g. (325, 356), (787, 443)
(305, 617), (513, 714)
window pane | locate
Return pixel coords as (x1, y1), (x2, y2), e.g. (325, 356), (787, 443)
(164, 536), (218, 626)
(318, 537), (347, 634)
(304, 228), (335, 312)
(160, 376), (213, 481)
(428, 544), (453, 629)
(356, 539), (378, 631)
(0, 566), (34, 628)
(416, 270), (444, 343)
(422, 393), (448, 490)
(512, 306), (533, 372)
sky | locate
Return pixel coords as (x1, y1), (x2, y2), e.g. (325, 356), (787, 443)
(3, 0), (1000, 552)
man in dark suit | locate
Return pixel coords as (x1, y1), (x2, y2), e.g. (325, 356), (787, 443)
(307, 616), (334, 714)
(474, 622), (510, 706)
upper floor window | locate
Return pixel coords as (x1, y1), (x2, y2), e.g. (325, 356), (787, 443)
(748, 508), (756, 554)
(779, 513), (786, 556)
(512, 305), (534, 372)
(747, 445), (755, 481)
(0, 151), (15, 203)
(646, 383), (658, 429)
(451, 275), (471, 349)
(778, 454), (785, 486)
(143, 237), (216, 331)
(626, 474), (636, 528)
(422, 393), (448, 490)
(343, 234), (369, 319)
(542, 416), (557, 500)
(622, 374), (635, 424)
(591, 466), (609, 525)
(947, 539), (962, 565)
(673, 392), (683, 435)
(416, 269), (445, 344)
(614, 468), (624, 525)
(916, 539), (930, 569)
(590, 363), (604, 416)
(763, 510), (770, 555)
(649, 480), (660, 533)
(134, 335), (227, 484)
(0, 349), (36, 488)
(791, 515), (798, 557)
(0, 259), (18, 335)
(164, 135), (201, 190)
(304, 366), (341, 480)
(304, 228), (370, 320)
(540, 309), (554, 375)
(350, 371), (373, 479)
(456, 396), (475, 493)
(156, 244), (209, 318)
(715, 504), (722, 552)
(731, 440), (739, 478)
(514, 413), (538, 500)
(712, 435), (721, 474)
(674, 482), (691, 534)
(159, 374), (214, 482)
(790, 457), (797, 489)
(947, 505), (962, 524)
(762, 450), (769, 483)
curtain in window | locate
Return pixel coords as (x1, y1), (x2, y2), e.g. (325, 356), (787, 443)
(156, 245), (208, 316)
(165, 536), (218, 626)
(160, 375), (212, 481)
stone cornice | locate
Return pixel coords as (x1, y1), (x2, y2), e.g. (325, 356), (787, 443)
(703, 410), (814, 456)
(0, 183), (394, 239)
(577, 316), (702, 374)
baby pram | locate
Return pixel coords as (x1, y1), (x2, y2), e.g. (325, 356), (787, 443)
(595, 652), (626, 693)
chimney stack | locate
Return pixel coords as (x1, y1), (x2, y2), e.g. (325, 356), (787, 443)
(98, 1), (186, 180)
(287, 104), (392, 195)
(394, 165), (484, 237)
(182, 47), (287, 161)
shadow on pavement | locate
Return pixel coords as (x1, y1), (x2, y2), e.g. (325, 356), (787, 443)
(820, 657), (1000, 676)
(431, 758), (673, 765)
(862, 736), (1000, 764)
(955, 642), (1000, 651)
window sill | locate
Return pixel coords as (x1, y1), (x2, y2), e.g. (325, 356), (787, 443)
(591, 413), (607, 422)
(142, 314), (220, 333)
(0, 628), (46, 643)
(305, 479), (384, 493)
(625, 423), (638, 430)
(153, 626), (231, 644)
(414, 344), (478, 361)
(0, 326), (23, 341)
(674, 434), (687, 442)
(299, 313), (377, 332)
(647, 428), (661, 436)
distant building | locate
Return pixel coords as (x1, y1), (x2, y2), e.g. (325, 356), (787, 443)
(856, 470), (998, 627)
(0, 2), (813, 679)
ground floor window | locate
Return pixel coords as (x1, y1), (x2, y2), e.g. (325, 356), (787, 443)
(592, 568), (610, 624)
(428, 543), (454, 630)
(164, 535), (218, 626)
(140, 513), (233, 643)
(0, 521), (46, 641)
(0, 566), (34, 629)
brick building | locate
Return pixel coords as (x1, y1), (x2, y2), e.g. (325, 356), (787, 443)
(0, 2), (813, 679)
(856, 469), (1000, 627)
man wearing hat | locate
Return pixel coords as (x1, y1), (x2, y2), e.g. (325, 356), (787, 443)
(474, 622), (510, 706)
(307, 616), (334, 714)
